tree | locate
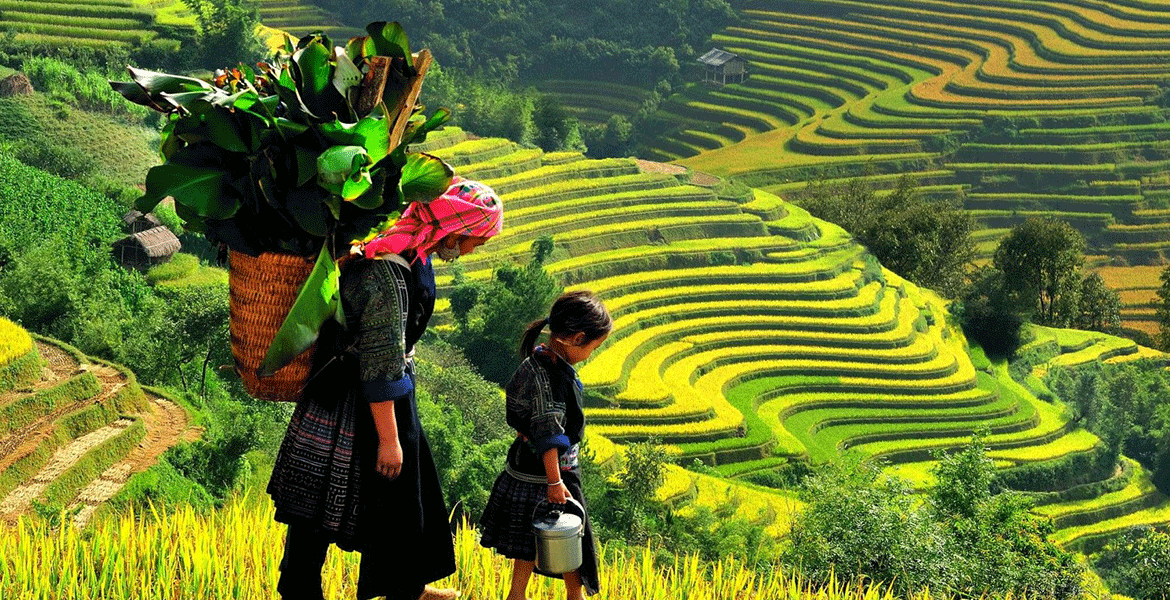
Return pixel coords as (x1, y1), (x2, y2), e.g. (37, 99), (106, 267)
(783, 457), (950, 595)
(799, 175), (974, 298)
(1094, 526), (1170, 600)
(956, 266), (1027, 358)
(181, 0), (266, 70)
(930, 436), (1084, 599)
(993, 218), (1085, 327)
(1156, 264), (1170, 351)
(1077, 272), (1121, 332)
(449, 238), (561, 384)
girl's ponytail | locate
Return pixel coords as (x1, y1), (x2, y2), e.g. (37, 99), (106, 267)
(519, 316), (550, 358)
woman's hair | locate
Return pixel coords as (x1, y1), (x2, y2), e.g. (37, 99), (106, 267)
(519, 290), (613, 358)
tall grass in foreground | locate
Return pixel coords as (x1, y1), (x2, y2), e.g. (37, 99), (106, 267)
(0, 495), (938, 600)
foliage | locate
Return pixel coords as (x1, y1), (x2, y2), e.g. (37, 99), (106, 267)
(21, 57), (151, 124)
(1156, 264), (1170, 351)
(113, 22), (455, 375)
(783, 456), (949, 595)
(309, 0), (735, 85)
(582, 441), (776, 568)
(165, 392), (289, 501)
(448, 237), (561, 385)
(932, 439), (1083, 599)
(180, 0), (267, 71)
(955, 266), (1028, 358)
(796, 174), (974, 298)
(0, 152), (123, 260)
(422, 64), (586, 152)
(1046, 360), (1170, 493)
(994, 218), (1086, 327)
(1076, 272), (1121, 333)
(413, 342), (512, 519)
(784, 438), (1084, 598)
(1093, 526), (1170, 600)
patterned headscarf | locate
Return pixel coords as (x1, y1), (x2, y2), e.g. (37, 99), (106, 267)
(361, 177), (503, 262)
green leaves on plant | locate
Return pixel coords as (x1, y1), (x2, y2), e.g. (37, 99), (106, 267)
(139, 163), (237, 218)
(258, 244), (343, 377)
(111, 22), (457, 389)
(317, 146), (375, 202)
(319, 107), (391, 163)
(400, 153), (453, 205)
(366, 22), (411, 63)
(291, 37), (342, 119)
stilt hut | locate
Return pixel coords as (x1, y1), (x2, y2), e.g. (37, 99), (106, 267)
(697, 49), (747, 85)
(112, 226), (181, 269)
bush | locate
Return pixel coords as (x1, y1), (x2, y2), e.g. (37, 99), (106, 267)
(21, 56), (151, 123)
(1093, 526), (1170, 600)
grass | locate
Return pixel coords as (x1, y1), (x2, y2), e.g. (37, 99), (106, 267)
(0, 94), (158, 190)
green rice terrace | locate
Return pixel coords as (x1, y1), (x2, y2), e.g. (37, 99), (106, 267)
(656, 0), (1170, 300)
(0, 0), (360, 52)
(0, 0), (194, 50)
(414, 127), (1170, 550)
(0, 317), (198, 529)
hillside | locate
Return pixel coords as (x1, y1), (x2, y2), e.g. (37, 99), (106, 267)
(0, 319), (198, 527)
(614, 0), (1168, 338)
(412, 128), (1170, 548)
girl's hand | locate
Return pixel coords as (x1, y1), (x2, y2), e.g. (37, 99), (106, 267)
(377, 438), (403, 480)
(548, 480), (570, 504)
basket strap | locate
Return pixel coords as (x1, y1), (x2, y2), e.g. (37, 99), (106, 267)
(375, 253), (413, 271)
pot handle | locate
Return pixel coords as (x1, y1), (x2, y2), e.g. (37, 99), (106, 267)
(533, 497), (585, 521)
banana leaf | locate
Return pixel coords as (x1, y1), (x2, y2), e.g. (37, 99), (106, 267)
(257, 244), (344, 377)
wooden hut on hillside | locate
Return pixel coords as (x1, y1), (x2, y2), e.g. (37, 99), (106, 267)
(121, 209), (162, 234)
(112, 226), (181, 270)
(697, 49), (747, 85)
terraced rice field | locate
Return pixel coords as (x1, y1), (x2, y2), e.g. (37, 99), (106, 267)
(0, 324), (198, 528)
(535, 80), (653, 126)
(252, 0), (363, 42)
(662, 0), (1170, 271)
(1094, 264), (1165, 337)
(0, 0), (188, 50)
(418, 129), (1170, 543)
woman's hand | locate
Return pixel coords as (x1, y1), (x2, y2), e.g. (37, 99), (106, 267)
(547, 480), (570, 504)
(377, 438), (404, 480)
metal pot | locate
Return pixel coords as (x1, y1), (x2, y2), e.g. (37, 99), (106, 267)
(532, 498), (585, 574)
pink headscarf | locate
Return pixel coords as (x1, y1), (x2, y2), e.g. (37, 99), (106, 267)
(361, 177), (503, 262)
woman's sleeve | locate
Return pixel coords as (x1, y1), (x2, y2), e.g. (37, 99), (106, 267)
(347, 260), (412, 403)
(507, 361), (570, 455)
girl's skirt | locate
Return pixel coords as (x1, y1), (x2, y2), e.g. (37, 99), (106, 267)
(478, 468), (600, 595)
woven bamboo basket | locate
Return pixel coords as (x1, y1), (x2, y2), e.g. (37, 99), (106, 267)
(228, 250), (317, 402)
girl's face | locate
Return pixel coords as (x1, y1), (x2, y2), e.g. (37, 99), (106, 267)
(555, 332), (610, 365)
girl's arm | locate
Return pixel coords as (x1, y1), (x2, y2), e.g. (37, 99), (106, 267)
(544, 447), (570, 503)
(371, 401), (403, 480)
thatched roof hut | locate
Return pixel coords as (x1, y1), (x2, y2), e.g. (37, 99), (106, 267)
(0, 73), (33, 97)
(121, 209), (163, 234)
(112, 226), (181, 269)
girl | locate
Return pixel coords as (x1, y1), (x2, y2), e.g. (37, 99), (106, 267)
(478, 290), (613, 600)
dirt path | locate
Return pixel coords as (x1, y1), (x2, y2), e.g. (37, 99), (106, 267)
(0, 338), (199, 525)
(0, 362), (125, 474)
(0, 418), (134, 519)
(70, 392), (200, 528)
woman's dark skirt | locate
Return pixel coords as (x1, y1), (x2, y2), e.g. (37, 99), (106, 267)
(478, 469), (600, 595)
(267, 368), (456, 599)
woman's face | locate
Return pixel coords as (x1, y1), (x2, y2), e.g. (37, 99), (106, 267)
(434, 234), (491, 260)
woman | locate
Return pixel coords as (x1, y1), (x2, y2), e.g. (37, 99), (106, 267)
(267, 177), (504, 600)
